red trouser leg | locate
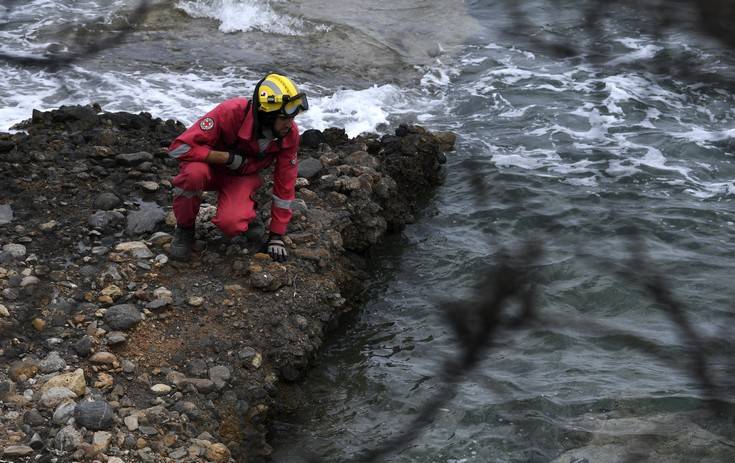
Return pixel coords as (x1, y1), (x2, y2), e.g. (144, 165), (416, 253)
(212, 174), (263, 237)
(172, 162), (215, 228)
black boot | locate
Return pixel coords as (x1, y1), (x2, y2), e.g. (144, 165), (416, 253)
(169, 226), (195, 261)
(243, 217), (265, 243)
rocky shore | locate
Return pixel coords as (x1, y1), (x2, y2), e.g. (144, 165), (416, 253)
(0, 105), (455, 462)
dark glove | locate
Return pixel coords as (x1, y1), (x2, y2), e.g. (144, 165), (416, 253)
(226, 151), (246, 171)
(267, 235), (288, 262)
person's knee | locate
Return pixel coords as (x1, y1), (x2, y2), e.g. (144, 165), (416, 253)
(215, 209), (257, 238)
(216, 216), (247, 237)
(173, 162), (211, 191)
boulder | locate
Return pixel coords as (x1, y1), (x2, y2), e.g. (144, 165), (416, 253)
(104, 304), (142, 330)
(74, 400), (114, 430)
(40, 369), (86, 397)
(297, 157), (323, 179)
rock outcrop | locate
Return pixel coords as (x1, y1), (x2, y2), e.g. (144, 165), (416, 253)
(0, 105), (455, 462)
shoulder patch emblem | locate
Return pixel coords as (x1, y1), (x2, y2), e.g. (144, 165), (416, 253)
(290, 158), (297, 166)
(199, 117), (215, 131)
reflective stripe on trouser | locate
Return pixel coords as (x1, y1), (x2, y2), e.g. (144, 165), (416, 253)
(172, 161), (262, 236)
(272, 194), (293, 210)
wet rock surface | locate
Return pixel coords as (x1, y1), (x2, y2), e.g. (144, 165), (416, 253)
(0, 105), (453, 462)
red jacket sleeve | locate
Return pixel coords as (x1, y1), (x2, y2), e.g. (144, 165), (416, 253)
(168, 104), (227, 162)
(269, 139), (299, 235)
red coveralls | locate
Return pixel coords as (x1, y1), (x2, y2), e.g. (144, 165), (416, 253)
(168, 98), (299, 237)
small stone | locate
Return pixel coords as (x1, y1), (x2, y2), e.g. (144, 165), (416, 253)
(29, 433), (44, 450)
(114, 241), (154, 259)
(104, 304), (142, 330)
(94, 372), (114, 389)
(9, 359), (39, 382)
(186, 359), (208, 378)
(55, 425), (83, 451)
(187, 296), (204, 307)
(100, 284), (123, 299)
(93, 431), (112, 450)
(2, 445), (34, 457)
(174, 377), (215, 393)
(20, 275), (40, 287)
(40, 387), (77, 408)
(108, 458), (125, 463)
(0, 304), (9, 317)
(74, 400), (114, 430)
(122, 359), (137, 374)
(41, 369), (86, 396)
(106, 331), (127, 345)
(126, 208), (165, 236)
(169, 447), (187, 459)
(39, 351), (67, 373)
(151, 384), (172, 395)
(124, 414), (139, 431)
(53, 400), (77, 425)
(146, 299), (169, 310)
(149, 232), (173, 246)
(39, 220), (58, 232)
(32, 318), (46, 331)
(153, 286), (173, 300)
(139, 425), (158, 436)
(208, 366), (231, 390)
(94, 192), (122, 210)
(90, 351), (118, 365)
(2, 243), (26, 259)
(23, 409), (45, 426)
(137, 181), (159, 192)
(238, 347), (262, 369)
(116, 151), (153, 166)
(206, 443), (231, 463)
(73, 336), (93, 356)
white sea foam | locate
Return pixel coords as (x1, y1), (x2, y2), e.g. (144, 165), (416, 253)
(299, 83), (442, 138)
(671, 126), (735, 144)
(0, 58), (445, 140)
(176, 0), (325, 35)
(609, 37), (662, 66)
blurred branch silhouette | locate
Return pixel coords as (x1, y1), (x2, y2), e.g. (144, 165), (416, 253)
(0, 0), (153, 70)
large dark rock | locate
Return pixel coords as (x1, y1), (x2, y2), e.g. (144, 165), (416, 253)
(115, 151), (153, 166)
(300, 129), (324, 149)
(94, 192), (122, 210)
(0, 140), (15, 154)
(126, 207), (165, 235)
(298, 157), (323, 179)
(74, 400), (114, 430)
(104, 304), (142, 330)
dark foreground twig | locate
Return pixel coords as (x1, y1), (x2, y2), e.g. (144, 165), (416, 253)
(0, 0), (154, 70)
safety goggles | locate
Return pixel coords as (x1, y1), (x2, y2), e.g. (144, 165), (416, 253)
(280, 93), (309, 116)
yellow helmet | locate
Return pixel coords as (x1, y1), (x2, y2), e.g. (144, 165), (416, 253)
(254, 73), (309, 116)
